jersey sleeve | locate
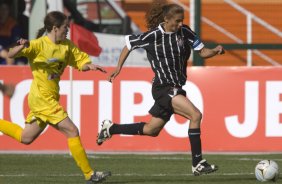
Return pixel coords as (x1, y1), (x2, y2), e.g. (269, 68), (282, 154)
(15, 39), (38, 61)
(182, 25), (204, 51)
(125, 31), (153, 51)
(67, 41), (91, 70)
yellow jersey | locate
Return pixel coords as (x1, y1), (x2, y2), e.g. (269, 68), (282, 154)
(17, 36), (91, 124)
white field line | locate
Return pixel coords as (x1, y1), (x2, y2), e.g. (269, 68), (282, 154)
(232, 158), (282, 161)
(0, 172), (256, 177)
(87, 155), (282, 162)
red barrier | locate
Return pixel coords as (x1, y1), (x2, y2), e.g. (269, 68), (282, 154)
(1, 66), (282, 152)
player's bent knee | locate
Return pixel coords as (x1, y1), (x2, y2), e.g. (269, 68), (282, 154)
(150, 133), (159, 137)
(70, 126), (79, 135)
(63, 125), (79, 138)
(21, 137), (35, 145)
(147, 129), (161, 137)
(70, 126), (79, 137)
(191, 110), (202, 122)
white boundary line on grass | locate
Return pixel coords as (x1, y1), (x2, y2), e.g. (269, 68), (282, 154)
(0, 172), (256, 177)
(87, 155), (282, 162)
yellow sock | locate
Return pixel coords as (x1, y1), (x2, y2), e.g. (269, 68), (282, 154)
(0, 119), (22, 142)
(68, 136), (94, 180)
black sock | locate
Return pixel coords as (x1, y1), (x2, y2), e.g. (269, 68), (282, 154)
(188, 128), (202, 167)
(109, 122), (145, 135)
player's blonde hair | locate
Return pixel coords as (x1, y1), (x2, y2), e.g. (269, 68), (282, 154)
(145, 1), (184, 30)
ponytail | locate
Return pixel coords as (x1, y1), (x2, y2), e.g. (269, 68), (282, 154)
(36, 27), (46, 38)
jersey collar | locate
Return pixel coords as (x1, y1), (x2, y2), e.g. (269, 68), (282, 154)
(158, 23), (175, 34)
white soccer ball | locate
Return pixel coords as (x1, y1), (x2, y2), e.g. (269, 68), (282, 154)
(255, 160), (279, 182)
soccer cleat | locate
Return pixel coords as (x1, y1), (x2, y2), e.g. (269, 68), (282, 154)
(192, 159), (218, 176)
(96, 119), (113, 145)
(86, 171), (111, 184)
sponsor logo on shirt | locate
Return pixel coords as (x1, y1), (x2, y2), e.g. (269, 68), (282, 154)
(47, 58), (58, 63)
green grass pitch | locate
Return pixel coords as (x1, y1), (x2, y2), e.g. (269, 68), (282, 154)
(0, 153), (281, 183)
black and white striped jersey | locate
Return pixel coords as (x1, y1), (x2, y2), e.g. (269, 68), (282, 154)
(125, 23), (204, 87)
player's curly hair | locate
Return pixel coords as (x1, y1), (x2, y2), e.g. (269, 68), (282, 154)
(145, 1), (184, 30)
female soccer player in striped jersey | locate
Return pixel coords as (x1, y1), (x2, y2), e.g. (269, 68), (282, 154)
(97, 2), (224, 176)
(0, 11), (110, 184)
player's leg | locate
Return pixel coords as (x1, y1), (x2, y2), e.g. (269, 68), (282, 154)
(111, 117), (166, 136)
(53, 117), (111, 183)
(0, 119), (45, 144)
(172, 94), (202, 164)
(143, 117), (166, 136)
(21, 119), (47, 144)
(172, 94), (218, 175)
(0, 119), (23, 142)
(106, 116), (165, 135)
(96, 115), (167, 145)
(97, 85), (172, 145)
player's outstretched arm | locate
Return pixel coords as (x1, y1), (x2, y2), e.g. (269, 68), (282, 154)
(198, 45), (225, 59)
(81, 63), (107, 73)
(108, 46), (130, 83)
(8, 38), (29, 58)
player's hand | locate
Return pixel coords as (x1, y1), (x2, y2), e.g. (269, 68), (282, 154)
(84, 64), (107, 73)
(2, 84), (15, 98)
(215, 45), (225, 55)
(17, 38), (29, 48)
(108, 69), (121, 83)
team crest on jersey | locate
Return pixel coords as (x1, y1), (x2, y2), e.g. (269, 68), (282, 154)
(177, 36), (184, 47)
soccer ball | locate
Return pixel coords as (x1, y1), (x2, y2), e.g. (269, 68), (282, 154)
(255, 160), (279, 182)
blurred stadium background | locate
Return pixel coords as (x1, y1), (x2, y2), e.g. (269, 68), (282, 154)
(8, 0), (282, 66)
(1, 0), (282, 183)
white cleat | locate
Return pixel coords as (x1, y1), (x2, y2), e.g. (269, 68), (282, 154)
(192, 159), (218, 176)
(96, 119), (113, 145)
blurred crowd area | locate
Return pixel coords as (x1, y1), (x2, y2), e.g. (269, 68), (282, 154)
(0, 0), (28, 65)
(0, 0), (281, 66)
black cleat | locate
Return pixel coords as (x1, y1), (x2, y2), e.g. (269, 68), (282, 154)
(86, 171), (111, 184)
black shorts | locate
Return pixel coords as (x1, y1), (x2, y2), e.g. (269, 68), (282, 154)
(149, 84), (186, 122)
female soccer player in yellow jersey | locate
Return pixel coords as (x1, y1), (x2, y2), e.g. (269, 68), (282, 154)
(0, 11), (111, 184)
